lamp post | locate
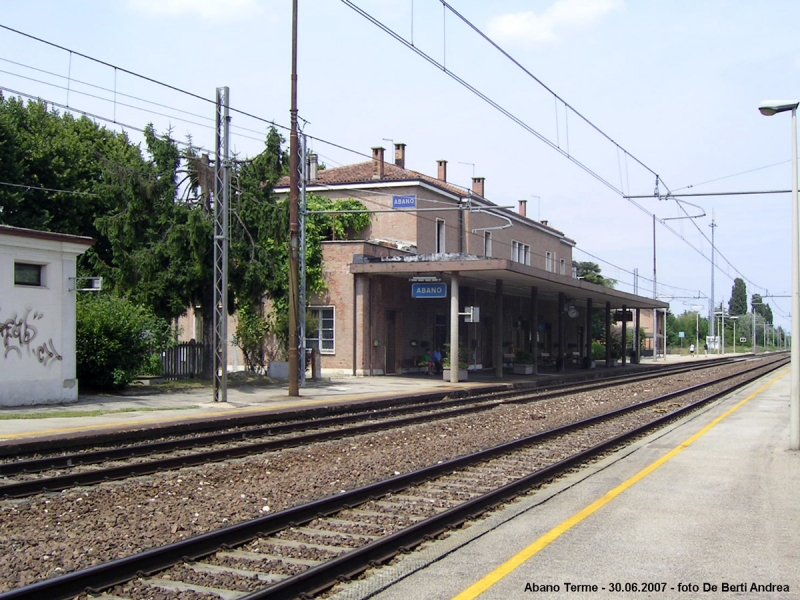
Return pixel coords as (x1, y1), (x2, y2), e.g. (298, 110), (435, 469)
(714, 309), (726, 354)
(692, 304), (704, 357)
(759, 99), (799, 450)
(731, 316), (739, 355)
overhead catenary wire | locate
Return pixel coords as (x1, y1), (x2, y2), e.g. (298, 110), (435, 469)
(0, 20), (765, 305)
(340, 1), (772, 300)
(0, 180), (97, 196)
(0, 24), (372, 163)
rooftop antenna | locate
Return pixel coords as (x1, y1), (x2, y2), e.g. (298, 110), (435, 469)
(531, 194), (541, 220)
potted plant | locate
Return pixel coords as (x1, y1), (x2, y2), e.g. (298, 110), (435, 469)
(442, 343), (468, 381)
(513, 349), (535, 375)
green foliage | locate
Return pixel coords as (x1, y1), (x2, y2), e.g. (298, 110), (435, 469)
(514, 349), (534, 364)
(576, 262), (616, 288)
(729, 278), (748, 315)
(0, 95), (143, 269)
(442, 343), (468, 369)
(232, 304), (272, 372)
(592, 341), (606, 360)
(751, 294), (773, 324)
(0, 98), (371, 371)
(667, 310), (708, 348)
(76, 294), (171, 389)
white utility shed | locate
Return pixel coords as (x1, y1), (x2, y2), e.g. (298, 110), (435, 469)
(0, 225), (94, 406)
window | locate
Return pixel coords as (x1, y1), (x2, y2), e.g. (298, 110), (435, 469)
(572, 264), (578, 279)
(436, 218), (446, 254)
(484, 231), (492, 258)
(560, 258), (566, 275)
(306, 307), (335, 354)
(545, 251), (554, 272)
(14, 263), (43, 286)
(512, 241), (530, 265)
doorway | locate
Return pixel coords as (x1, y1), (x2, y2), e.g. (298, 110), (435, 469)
(385, 311), (397, 374)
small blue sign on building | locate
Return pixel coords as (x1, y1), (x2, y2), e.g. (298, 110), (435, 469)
(412, 283), (447, 298)
(393, 194), (416, 209)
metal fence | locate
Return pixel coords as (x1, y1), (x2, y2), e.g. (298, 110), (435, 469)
(161, 341), (206, 380)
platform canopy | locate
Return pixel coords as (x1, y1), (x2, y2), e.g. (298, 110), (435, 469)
(350, 256), (669, 311)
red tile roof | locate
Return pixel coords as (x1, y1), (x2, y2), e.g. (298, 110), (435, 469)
(275, 160), (570, 239)
(278, 160), (468, 198)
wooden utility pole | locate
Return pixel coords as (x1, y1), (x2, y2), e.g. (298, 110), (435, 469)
(288, 0), (300, 396)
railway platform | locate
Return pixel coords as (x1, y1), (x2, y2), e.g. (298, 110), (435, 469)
(328, 366), (799, 600)
(0, 352), (716, 443)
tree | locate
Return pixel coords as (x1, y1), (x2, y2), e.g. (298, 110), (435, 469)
(751, 293), (773, 324)
(1, 97), (372, 372)
(576, 262), (616, 341)
(0, 94), (145, 268)
(728, 278), (747, 315)
(576, 262), (616, 288)
(666, 310), (708, 349)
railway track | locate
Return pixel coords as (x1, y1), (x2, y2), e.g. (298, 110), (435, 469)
(0, 355), (769, 499)
(0, 354), (786, 600)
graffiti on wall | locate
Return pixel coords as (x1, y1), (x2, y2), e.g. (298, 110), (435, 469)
(0, 306), (63, 366)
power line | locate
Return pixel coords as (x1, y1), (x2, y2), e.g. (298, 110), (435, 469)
(0, 24), (372, 162)
(673, 159), (792, 192)
(0, 85), (209, 152)
(340, 1), (770, 300)
(0, 180), (97, 196)
(0, 20), (768, 302)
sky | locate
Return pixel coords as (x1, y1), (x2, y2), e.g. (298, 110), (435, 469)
(1, 0), (799, 331)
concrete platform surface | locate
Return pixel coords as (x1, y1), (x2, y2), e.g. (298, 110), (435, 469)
(329, 367), (799, 600)
(0, 374), (502, 442)
(0, 351), (748, 442)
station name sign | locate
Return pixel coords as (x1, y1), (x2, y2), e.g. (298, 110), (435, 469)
(412, 283), (447, 298)
(392, 194), (416, 209)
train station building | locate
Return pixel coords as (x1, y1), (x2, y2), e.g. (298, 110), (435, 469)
(274, 144), (668, 381)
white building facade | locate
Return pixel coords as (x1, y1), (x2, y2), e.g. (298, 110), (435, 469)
(0, 225), (94, 406)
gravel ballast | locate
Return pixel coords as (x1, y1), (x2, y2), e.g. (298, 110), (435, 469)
(0, 359), (780, 592)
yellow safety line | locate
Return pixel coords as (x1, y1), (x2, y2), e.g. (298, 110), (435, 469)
(452, 368), (789, 600)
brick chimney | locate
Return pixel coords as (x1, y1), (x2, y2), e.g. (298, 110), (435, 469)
(437, 159), (447, 182)
(372, 147), (385, 180)
(518, 199), (527, 217)
(472, 176), (485, 197)
(308, 153), (319, 181)
(394, 143), (406, 169)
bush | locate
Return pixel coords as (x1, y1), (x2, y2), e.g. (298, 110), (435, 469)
(442, 343), (468, 369)
(592, 341), (606, 361)
(232, 304), (272, 372)
(514, 349), (534, 364)
(77, 295), (171, 389)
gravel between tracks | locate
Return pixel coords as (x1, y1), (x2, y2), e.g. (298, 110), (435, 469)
(0, 359), (781, 592)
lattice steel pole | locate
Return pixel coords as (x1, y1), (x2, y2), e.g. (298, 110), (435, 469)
(213, 86), (230, 403)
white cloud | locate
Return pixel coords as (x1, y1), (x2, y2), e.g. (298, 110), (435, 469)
(487, 0), (624, 45)
(127, 0), (264, 22)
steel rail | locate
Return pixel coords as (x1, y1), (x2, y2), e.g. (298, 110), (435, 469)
(0, 357), (764, 498)
(1, 355), (747, 474)
(243, 358), (787, 600)
(0, 355), (748, 461)
(0, 357), (785, 600)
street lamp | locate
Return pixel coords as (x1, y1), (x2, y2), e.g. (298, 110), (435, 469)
(759, 99), (799, 450)
(692, 304), (704, 357)
(714, 309), (726, 354)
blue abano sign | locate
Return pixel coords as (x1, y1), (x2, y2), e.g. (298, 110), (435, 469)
(393, 194), (416, 209)
(411, 283), (447, 298)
